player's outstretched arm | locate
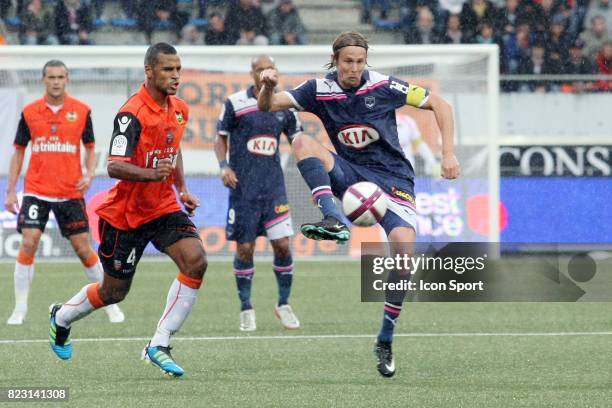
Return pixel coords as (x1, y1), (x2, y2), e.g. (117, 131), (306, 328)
(4, 149), (25, 214)
(257, 68), (295, 112)
(421, 93), (460, 179)
(173, 150), (199, 216)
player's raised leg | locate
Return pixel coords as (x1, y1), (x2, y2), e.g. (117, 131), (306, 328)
(68, 232), (125, 323)
(7, 229), (41, 325)
(292, 134), (350, 243)
(144, 237), (207, 377)
(234, 242), (256, 331)
(374, 224), (415, 378)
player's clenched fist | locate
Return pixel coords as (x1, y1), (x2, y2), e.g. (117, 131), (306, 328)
(153, 158), (174, 181)
(260, 68), (278, 88)
(441, 153), (460, 179)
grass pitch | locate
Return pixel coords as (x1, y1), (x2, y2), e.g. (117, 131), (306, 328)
(1, 260), (611, 407)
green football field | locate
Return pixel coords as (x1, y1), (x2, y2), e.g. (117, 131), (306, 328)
(1, 260), (611, 407)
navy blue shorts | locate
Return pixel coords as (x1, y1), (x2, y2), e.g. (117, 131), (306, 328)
(329, 153), (418, 234)
(226, 195), (294, 244)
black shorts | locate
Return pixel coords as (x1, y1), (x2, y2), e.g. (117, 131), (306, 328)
(98, 211), (201, 279)
(17, 196), (89, 238)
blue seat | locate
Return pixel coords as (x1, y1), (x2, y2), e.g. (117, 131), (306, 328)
(111, 18), (137, 29)
(373, 19), (400, 30)
(5, 16), (21, 28)
(190, 18), (208, 29)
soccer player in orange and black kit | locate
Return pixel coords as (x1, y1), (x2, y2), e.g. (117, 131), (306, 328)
(48, 43), (208, 378)
(4, 60), (124, 326)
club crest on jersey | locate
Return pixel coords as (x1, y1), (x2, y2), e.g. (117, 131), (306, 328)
(365, 96), (376, 109)
(66, 111), (78, 122)
(337, 126), (380, 149)
(247, 135), (277, 156)
(166, 131), (174, 144)
(175, 111), (184, 125)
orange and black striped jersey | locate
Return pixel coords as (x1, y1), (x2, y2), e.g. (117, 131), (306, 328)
(14, 94), (94, 199)
(96, 84), (189, 230)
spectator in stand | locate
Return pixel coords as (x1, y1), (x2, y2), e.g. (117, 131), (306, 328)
(562, 39), (597, 93)
(595, 40), (612, 91)
(579, 15), (612, 59)
(54, 0), (94, 45)
(267, 0), (307, 45)
(404, 6), (440, 44)
(437, 13), (470, 43)
(438, 0), (468, 32)
(204, 12), (233, 45)
(20, 0), (58, 45)
(474, 21), (503, 47)
(499, 0), (527, 41)
(225, 0), (269, 45)
(503, 22), (535, 76)
(531, 0), (564, 37)
(546, 15), (572, 61)
(361, 0), (391, 23)
(585, 0), (612, 29)
(518, 44), (554, 92)
(136, 0), (189, 45)
(179, 24), (203, 45)
(460, 0), (499, 40)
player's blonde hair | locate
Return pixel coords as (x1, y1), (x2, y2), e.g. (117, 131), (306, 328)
(325, 31), (369, 69)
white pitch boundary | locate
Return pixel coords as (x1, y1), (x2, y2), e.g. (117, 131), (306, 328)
(2, 331), (612, 345)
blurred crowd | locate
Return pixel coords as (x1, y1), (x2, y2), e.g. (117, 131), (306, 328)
(0, 0), (610, 92)
(0, 0), (307, 46)
(365, 0), (612, 91)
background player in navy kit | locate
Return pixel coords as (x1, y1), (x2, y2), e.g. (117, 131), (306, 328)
(258, 32), (460, 377)
(215, 55), (301, 332)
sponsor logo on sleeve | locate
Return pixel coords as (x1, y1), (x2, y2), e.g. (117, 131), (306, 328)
(110, 135), (128, 156)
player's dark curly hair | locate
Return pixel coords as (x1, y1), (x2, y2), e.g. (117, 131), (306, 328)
(325, 31), (369, 70)
(144, 42), (177, 67)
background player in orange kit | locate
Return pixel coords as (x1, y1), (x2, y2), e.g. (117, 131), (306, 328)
(47, 43), (207, 378)
(4, 59), (124, 326)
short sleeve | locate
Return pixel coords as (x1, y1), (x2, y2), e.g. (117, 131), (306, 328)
(387, 76), (430, 109)
(282, 110), (303, 143)
(81, 111), (95, 146)
(108, 112), (142, 160)
(286, 79), (317, 113)
(13, 113), (31, 149)
(217, 99), (236, 136)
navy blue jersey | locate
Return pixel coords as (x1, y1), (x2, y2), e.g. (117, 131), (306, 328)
(286, 70), (430, 183)
(218, 86), (302, 199)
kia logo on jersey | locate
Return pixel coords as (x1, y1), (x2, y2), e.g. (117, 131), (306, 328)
(247, 135), (277, 156)
(337, 126), (380, 149)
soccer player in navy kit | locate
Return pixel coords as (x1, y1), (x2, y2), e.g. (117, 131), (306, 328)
(258, 32), (460, 377)
(215, 55), (301, 332)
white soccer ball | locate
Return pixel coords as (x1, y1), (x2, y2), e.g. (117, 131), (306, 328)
(341, 182), (388, 227)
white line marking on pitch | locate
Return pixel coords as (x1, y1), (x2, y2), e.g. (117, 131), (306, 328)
(2, 331), (612, 345)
